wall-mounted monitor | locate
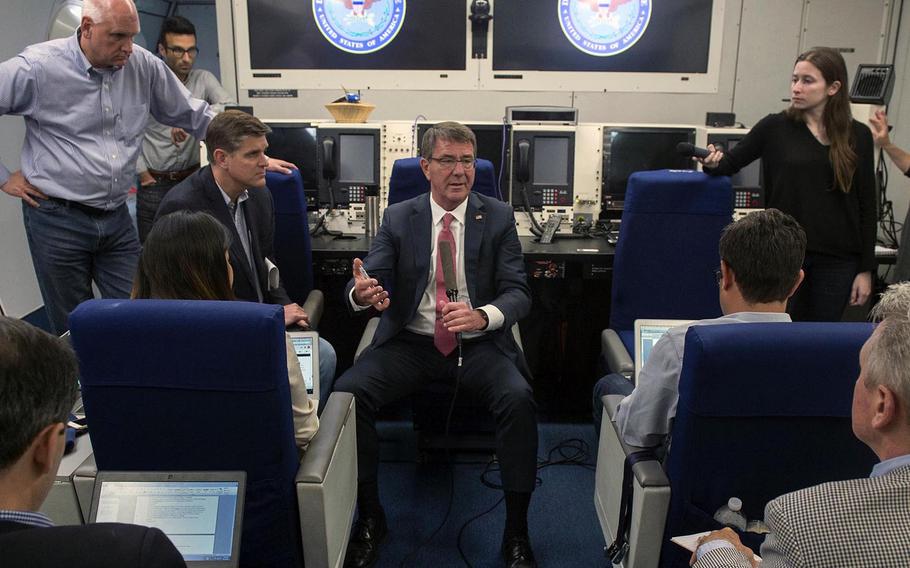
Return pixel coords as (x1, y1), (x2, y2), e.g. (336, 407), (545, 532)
(265, 123), (319, 207)
(601, 126), (696, 213)
(415, 122), (510, 192)
(509, 129), (575, 210)
(234, 0), (475, 90)
(316, 126), (381, 208)
(483, 0), (725, 92)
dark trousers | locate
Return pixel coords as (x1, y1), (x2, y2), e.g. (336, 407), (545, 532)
(136, 179), (178, 243)
(788, 252), (859, 322)
(22, 199), (139, 334)
(334, 331), (539, 494)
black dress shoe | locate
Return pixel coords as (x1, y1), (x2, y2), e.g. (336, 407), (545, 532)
(501, 533), (537, 568)
(344, 513), (388, 568)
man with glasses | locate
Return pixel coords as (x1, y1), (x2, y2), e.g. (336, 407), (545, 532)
(335, 122), (539, 568)
(135, 16), (233, 242)
(593, 209), (807, 447)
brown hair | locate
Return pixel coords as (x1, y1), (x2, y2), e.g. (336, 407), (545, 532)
(785, 47), (856, 193)
(132, 210), (236, 301)
(205, 110), (271, 163)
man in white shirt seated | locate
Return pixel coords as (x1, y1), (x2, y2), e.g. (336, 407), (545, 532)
(593, 208), (806, 448)
(691, 282), (910, 568)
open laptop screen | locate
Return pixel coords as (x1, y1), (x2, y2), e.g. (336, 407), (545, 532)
(634, 319), (694, 377)
(90, 472), (245, 566)
(288, 331), (319, 398)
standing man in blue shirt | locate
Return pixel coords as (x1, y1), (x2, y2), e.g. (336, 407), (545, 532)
(135, 15), (234, 243)
(0, 0), (295, 334)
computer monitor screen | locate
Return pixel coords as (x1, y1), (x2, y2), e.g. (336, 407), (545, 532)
(533, 137), (570, 185)
(339, 134), (376, 184)
(265, 125), (318, 190)
(638, 324), (673, 366)
(492, 1), (713, 73)
(603, 128), (695, 201)
(290, 335), (315, 393)
(245, 0), (465, 71)
(93, 480), (241, 562)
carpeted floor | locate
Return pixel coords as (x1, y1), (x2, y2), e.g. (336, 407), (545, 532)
(371, 419), (606, 567)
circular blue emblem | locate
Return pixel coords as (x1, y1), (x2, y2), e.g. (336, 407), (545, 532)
(558, 0), (651, 57)
(313, 0), (406, 54)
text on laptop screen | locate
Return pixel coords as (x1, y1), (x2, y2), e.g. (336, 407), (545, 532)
(290, 336), (315, 393)
(638, 325), (675, 366)
(94, 481), (239, 561)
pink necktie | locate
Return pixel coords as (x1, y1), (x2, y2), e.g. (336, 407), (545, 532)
(434, 213), (457, 356)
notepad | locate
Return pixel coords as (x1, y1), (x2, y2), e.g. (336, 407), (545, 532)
(671, 531), (762, 563)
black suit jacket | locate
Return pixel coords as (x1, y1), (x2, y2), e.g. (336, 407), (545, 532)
(346, 191), (531, 376)
(156, 166), (292, 305)
(0, 521), (186, 567)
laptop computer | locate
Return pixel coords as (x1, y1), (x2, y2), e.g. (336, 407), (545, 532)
(633, 319), (694, 378)
(88, 471), (246, 567)
(287, 330), (320, 401)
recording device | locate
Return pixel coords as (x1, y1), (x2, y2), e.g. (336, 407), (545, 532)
(676, 142), (711, 159)
(438, 240), (463, 366)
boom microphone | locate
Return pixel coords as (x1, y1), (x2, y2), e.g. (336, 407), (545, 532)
(676, 142), (712, 159)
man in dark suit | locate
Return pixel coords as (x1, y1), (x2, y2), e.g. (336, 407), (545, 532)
(0, 316), (185, 567)
(157, 110), (336, 401)
(335, 122), (538, 568)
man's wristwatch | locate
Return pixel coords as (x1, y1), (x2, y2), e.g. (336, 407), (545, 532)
(476, 309), (489, 330)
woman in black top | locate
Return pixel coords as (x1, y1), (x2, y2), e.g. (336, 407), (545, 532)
(703, 47), (876, 322)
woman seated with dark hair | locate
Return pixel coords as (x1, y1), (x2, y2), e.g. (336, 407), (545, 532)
(133, 210), (318, 449)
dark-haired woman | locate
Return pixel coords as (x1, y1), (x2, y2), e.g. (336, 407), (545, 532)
(703, 46), (876, 321)
(133, 210), (318, 449)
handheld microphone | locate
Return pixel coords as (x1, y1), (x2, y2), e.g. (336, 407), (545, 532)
(438, 240), (463, 366)
(676, 142), (712, 160)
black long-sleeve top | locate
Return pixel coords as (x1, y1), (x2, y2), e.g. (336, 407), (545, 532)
(708, 112), (876, 272)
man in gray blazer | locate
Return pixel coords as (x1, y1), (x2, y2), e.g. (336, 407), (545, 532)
(691, 282), (910, 568)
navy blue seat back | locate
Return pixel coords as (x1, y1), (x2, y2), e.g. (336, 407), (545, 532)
(69, 299), (302, 568)
(660, 322), (878, 567)
(609, 170), (732, 355)
(266, 169), (314, 303)
(388, 157), (499, 205)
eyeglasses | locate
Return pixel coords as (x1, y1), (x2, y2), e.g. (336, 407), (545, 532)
(428, 156), (475, 171)
(165, 46), (199, 57)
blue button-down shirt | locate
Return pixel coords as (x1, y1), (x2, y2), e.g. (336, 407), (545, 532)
(0, 33), (215, 209)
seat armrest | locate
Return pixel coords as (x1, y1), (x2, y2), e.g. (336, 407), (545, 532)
(603, 394), (626, 422)
(595, 393), (669, 568)
(602, 329), (634, 377)
(511, 323), (523, 353)
(295, 392), (358, 568)
(354, 317), (380, 363)
(303, 289), (325, 331)
(296, 392), (355, 483)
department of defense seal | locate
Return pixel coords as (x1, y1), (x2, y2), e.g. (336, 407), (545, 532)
(313, 0), (406, 54)
(558, 0), (651, 57)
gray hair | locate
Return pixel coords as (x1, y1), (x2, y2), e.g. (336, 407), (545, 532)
(420, 121), (476, 159)
(868, 282), (910, 421)
(82, 0), (136, 24)
(0, 317), (79, 471)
